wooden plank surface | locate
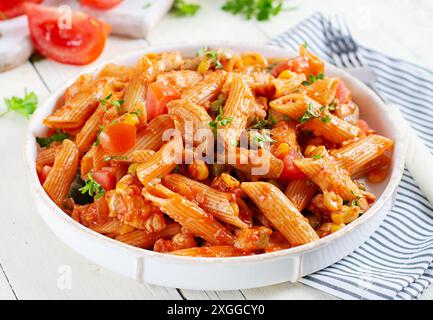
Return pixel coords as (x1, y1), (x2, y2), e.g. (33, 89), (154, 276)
(1, 0), (433, 300)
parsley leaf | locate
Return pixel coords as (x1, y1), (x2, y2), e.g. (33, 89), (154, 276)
(320, 115), (331, 124)
(99, 94), (124, 113)
(209, 108), (233, 133)
(222, 0), (286, 21)
(79, 173), (105, 200)
(36, 129), (70, 148)
(302, 73), (324, 86)
(298, 103), (323, 124)
(312, 154), (322, 159)
(210, 95), (226, 114)
(197, 47), (223, 69)
(1, 90), (38, 119)
(103, 155), (129, 162)
(94, 125), (104, 146)
(251, 130), (275, 148)
(171, 0), (200, 16)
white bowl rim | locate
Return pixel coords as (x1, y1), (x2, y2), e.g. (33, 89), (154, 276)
(25, 42), (406, 264)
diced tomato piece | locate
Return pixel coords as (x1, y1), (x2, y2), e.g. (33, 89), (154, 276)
(146, 82), (180, 121)
(0, 0), (42, 20)
(80, 0), (123, 10)
(38, 165), (52, 185)
(335, 79), (352, 104)
(279, 151), (306, 181)
(270, 57), (309, 78)
(93, 169), (116, 191)
(24, 3), (111, 65)
(99, 122), (136, 153)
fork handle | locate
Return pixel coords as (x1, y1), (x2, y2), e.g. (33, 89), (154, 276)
(389, 104), (433, 205)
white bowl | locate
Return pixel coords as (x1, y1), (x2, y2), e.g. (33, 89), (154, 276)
(25, 44), (405, 290)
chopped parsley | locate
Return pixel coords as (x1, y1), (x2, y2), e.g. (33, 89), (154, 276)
(298, 103), (323, 124)
(302, 73), (325, 86)
(94, 125), (104, 146)
(320, 115), (331, 124)
(328, 103), (336, 111)
(210, 95), (226, 114)
(209, 108), (233, 133)
(171, 0), (200, 16)
(103, 155), (129, 162)
(1, 90), (38, 119)
(312, 154), (322, 159)
(99, 93), (124, 113)
(79, 173), (105, 200)
(197, 48), (223, 69)
(222, 0), (289, 21)
(251, 130), (275, 148)
(251, 116), (276, 130)
(36, 129), (70, 148)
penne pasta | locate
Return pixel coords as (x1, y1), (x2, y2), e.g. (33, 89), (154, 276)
(218, 74), (254, 146)
(302, 78), (339, 106)
(157, 70), (202, 92)
(284, 179), (318, 212)
(331, 134), (394, 177)
(144, 184), (234, 245)
(43, 140), (79, 207)
(36, 144), (61, 171)
(123, 56), (156, 124)
(181, 71), (226, 108)
(163, 174), (248, 229)
(136, 136), (183, 187)
(241, 182), (319, 246)
(230, 148), (283, 179)
(269, 93), (322, 120)
(44, 77), (115, 129)
(272, 71), (306, 98)
(294, 156), (363, 201)
(75, 105), (105, 154)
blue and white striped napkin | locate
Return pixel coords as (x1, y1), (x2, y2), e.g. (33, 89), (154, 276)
(269, 13), (433, 300)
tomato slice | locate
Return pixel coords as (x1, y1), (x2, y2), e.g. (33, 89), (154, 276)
(146, 82), (180, 121)
(0, 0), (41, 20)
(38, 165), (52, 185)
(334, 79), (352, 104)
(279, 151), (306, 181)
(24, 3), (111, 65)
(93, 169), (116, 191)
(99, 122), (136, 153)
(80, 0), (123, 10)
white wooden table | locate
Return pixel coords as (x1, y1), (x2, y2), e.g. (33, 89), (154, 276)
(0, 0), (432, 300)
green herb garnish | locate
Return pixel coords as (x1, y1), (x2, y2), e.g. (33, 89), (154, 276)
(103, 155), (129, 162)
(1, 90), (38, 119)
(252, 130), (275, 148)
(298, 103), (323, 124)
(94, 125), (104, 146)
(302, 73), (325, 86)
(328, 103), (336, 111)
(171, 0), (200, 16)
(320, 115), (331, 124)
(99, 93), (124, 113)
(36, 129), (70, 148)
(197, 47), (223, 69)
(79, 173), (105, 200)
(312, 154), (322, 159)
(222, 0), (287, 21)
(209, 108), (233, 133)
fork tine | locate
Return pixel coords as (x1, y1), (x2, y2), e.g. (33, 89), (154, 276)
(336, 16), (364, 68)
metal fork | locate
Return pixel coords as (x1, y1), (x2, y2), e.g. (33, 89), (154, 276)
(321, 15), (382, 98)
(322, 15), (433, 206)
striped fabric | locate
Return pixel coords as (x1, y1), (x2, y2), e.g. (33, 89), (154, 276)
(269, 13), (433, 300)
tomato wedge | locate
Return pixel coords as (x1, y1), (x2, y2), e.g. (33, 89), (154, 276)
(279, 151), (306, 181)
(24, 3), (111, 65)
(0, 0), (41, 20)
(99, 122), (136, 153)
(146, 82), (180, 121)
(334, 79), (352, 104)
(93, 169), (116, 191)
(80, 0), (123, 10)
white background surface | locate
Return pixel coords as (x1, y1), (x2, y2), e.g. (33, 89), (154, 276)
(0, 0), (432, 300)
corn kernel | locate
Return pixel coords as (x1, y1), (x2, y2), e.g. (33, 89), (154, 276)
(323, 191), (343, 212)
(330, 223), (343, 233)
(123, 113), (139, 126)
(197, 58), (212, 74)
(278, 70), (295, 79)
(274, 142), (290, 159)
